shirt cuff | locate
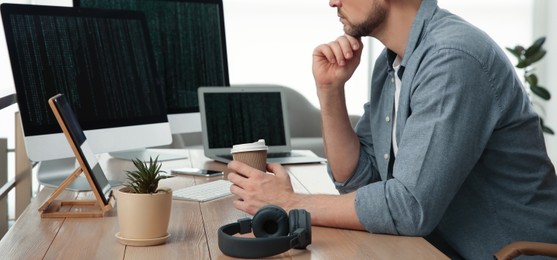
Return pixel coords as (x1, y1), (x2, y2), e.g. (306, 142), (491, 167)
(355, 182), (398, 234)
(327, 152), (376, 194)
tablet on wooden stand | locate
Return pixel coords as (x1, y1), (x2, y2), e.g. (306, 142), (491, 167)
(38, 94), (114, 218)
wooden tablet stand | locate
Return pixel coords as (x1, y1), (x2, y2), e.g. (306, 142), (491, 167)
(38, 166), (114, 218)
(38, 94), (115, 218)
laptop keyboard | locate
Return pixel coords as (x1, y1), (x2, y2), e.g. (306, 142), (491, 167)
(221, 152), (297, 160)
(172, 180), (232, 202)
(267, 152), (293, 158)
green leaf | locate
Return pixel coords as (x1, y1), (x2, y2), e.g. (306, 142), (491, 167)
(513, 45), (525, 54)
(524, 49), (546, 66)
(540, 119), (554, 135)
(524, 36), (546, 57)
(530, 85), (551, 100)
(525, 74), (538, 87)
(516, 59), (529, 69)
(542, 125), (554, 135)
(506, 47), (522, 59)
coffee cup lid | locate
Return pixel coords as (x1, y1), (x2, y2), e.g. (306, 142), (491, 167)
(230, 139), (268, 153)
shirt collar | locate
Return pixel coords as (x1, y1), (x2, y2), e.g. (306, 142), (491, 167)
(385, 0), (438, 78)
(387, 50), (406, 79)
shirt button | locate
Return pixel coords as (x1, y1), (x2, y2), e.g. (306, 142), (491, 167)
(391, 77), (395, 83)
(384, 153), (389, 160)
(385, 116), (390, 123)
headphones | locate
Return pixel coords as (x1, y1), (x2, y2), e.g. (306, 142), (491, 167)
(218, 205), (312, 258)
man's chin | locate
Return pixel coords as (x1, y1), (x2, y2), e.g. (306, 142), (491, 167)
(343, 27), (370, 38)
(342, 26), (356, 37)
(343, 29), (361, 38)
(340, 25), (360, 37)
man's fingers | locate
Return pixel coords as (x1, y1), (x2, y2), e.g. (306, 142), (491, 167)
(227, 160), (264, 177)
(313, 35), (362, 67)
(313, 43), (337, 64)
(343, 34), (362, 50)
(267, 163), (288, 177)
(227, 171), (247, 187)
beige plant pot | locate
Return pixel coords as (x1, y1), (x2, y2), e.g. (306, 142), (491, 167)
(114, 187), (172, 246)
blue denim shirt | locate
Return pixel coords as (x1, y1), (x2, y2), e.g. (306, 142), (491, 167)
(329, 0), (557, 258)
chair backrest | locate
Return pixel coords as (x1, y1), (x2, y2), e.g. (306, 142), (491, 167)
(280, 86), (323, 138)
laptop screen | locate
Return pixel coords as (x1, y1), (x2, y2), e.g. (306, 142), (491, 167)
(202, 89), (287, 149)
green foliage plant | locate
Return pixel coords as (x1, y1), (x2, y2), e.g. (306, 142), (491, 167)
(124, 156), (174, 194)
(506, 36), (554, 134)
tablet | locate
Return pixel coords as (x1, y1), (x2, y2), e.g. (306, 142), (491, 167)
(48, 94), (112, 205)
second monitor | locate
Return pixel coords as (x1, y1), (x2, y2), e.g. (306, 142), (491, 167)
(75, 0), (230, 134)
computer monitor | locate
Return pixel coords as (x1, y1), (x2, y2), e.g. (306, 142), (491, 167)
(74, 0), (230, 134)
(0, 1), (19, 111)
(1, 4), (172, 188)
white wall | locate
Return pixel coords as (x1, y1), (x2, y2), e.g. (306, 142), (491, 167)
(534, 0), (557, 164)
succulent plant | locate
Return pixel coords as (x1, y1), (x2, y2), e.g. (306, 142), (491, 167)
(124, 156), (173, 194)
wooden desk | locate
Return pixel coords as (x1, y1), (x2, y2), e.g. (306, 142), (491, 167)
(0, 149), (448, 259)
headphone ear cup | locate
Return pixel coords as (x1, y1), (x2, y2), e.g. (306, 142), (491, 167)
(289, 209), (312, 249)
(252, 205), (290, 238)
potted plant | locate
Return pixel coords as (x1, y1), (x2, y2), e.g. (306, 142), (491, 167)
(506, 36), (554, 134)
(115, 156), (174, 246)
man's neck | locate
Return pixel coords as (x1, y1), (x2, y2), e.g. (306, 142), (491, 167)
(374, 0), (422, 59)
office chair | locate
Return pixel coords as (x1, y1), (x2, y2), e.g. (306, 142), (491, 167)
(494, 241), (557, 259)
(263, 84), (360, 158)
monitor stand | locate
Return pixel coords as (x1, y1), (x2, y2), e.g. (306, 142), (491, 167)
(37, 158), (123, 191)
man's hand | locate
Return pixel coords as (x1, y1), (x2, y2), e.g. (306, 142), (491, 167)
(227, 161), (296, 215)
(228, 161), (364, 230)
(312, 34), (363, 91)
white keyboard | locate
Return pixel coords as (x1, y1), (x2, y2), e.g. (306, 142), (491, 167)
(173, 180), (233, 202)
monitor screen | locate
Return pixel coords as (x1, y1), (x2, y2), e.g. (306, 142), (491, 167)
(75, 0), (230, 134)
(1, 3), (172, 161)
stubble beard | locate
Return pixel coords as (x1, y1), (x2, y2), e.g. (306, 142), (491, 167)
(343, 3), (387, 37)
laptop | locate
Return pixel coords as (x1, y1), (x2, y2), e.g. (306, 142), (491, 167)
(198, 86), (326, 164)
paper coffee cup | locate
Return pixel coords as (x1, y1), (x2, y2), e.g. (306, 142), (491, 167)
(231, 139), (268, 172)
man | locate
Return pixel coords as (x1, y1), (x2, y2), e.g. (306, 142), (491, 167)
(227, 0), (557, 258)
